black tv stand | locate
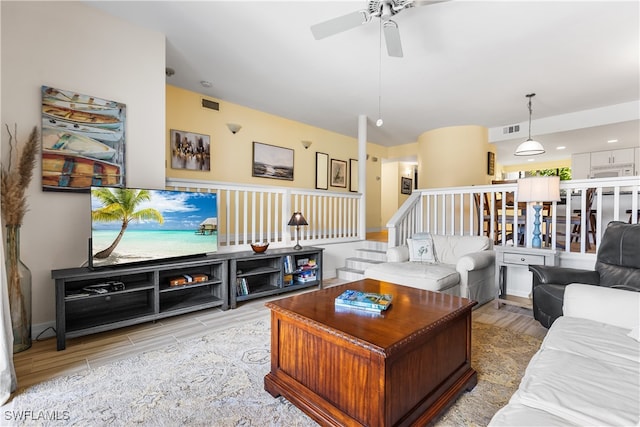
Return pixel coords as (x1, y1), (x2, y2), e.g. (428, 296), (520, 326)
(52, 254), (228, 350)
(51, 247), (324, 350)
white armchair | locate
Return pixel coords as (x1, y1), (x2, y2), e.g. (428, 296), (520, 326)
(364, 234), (496, 305)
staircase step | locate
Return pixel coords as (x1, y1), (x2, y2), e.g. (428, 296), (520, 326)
(355, 248), (387, 262)
(345, 257), (383, 271)
(362, 240), (388, 252)
(336, 267), (365, 282)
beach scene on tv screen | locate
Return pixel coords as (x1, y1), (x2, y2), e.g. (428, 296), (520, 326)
(91, 187), (217, 267)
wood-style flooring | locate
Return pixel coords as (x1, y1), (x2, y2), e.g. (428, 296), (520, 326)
(12, 277), (547, 391)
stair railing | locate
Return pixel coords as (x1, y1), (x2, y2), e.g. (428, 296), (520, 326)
(386, 176), (640, 255)
(166, 178), (363, 252)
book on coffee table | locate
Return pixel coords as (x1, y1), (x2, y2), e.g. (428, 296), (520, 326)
(334, 289), (393, 312)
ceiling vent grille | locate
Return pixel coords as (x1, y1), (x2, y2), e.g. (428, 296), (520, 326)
(502, 124), (520, 134)
(202, 98), (219, 111)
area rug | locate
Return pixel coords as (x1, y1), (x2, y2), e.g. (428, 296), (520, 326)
(2, 316), (541, 426)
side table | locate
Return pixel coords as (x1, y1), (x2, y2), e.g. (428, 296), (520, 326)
(494, 246), (558, 309)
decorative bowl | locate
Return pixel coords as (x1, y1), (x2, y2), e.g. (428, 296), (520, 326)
(250, 242), (269, 253)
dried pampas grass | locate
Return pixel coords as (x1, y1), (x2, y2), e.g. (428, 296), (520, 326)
(1, 125), (39, 226)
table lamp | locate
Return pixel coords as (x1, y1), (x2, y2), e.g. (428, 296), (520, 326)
(287, 212), (308, 250)
(517, 176), (560, 248)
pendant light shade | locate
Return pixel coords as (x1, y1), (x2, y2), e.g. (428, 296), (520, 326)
(515, 138), (545, 156)
(514, 93), (545, 156)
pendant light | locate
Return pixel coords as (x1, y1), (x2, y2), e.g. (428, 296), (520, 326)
(514, 93), (545, 156)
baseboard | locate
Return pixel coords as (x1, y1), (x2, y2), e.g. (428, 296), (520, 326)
(32, 321), (56, 341)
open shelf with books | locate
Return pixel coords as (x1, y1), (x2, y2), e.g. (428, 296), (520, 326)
(229, 247), (324, 309)
(157, 259), (227, 316)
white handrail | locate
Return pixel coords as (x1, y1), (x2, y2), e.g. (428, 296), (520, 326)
(387, 176), (640, 255)
(166, 178), (363, 252)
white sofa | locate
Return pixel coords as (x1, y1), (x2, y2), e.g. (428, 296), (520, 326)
(363, 234), (496, 305)
(489, 284), (640, 426)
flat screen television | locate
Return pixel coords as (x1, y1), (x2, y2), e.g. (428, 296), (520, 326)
(90, 186), (218, 268)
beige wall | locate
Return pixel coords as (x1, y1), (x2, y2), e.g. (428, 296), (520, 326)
(166, 85), (388, 230)
(167, 85), (359, 188)
(364, 144), (386, 230)
(1, 1), (166, 331)
(380, 161), (414, 225)
(418, 125), (493, 188)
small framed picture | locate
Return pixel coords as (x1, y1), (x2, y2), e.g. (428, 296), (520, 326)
(330, 159), (347, 188)
(252, 141), (294, 181)
(401, 177), (412, 195)
(316, 152), (329, 190)
(349, 159), (358, 192)
(170, 129), (211, 171)
(487, 152), (495, 175)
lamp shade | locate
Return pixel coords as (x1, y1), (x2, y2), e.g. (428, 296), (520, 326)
(287, 212), (308, 226)
(514, 138), (545, 156)
(517, 176), (561, 202)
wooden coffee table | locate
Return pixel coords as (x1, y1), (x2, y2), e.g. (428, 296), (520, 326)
(264, 279), (477, 426)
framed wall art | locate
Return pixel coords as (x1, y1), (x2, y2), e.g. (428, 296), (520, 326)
(170, 129), (211, 171)
(316, 152), (329, 190)
(349, 159), (359, 192)
(252, 141), (294, 181)
(41, 85), (126, 192)
(401, 177), (413, 195)
(330, 158), (347, 188)
(487, 151), (495, 175)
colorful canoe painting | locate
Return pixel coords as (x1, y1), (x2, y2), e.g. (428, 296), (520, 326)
(42, 128), (116, 161)
(42, 105), (122, 129)
(42, 86), (123, 117)
(41, 86), (126, 192)
(42, 152), (122, 191)
(42, 118), (122, 142)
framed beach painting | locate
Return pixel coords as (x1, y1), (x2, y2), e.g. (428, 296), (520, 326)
(170, 129), (211, 171)
(330, 159), (347, 188)
(41, 85), (126, 192)
(252, 141), (294, 181)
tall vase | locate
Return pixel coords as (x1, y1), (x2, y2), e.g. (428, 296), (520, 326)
(5, 225), (32, 353)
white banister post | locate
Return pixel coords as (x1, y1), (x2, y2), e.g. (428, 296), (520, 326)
(283, 188), (293, 246)
(358, 114), (367, 240)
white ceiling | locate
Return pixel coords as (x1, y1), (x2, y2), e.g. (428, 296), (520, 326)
(89, 0), (640, 166)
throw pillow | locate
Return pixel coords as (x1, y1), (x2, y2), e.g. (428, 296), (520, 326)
(407, 233), (437, 263)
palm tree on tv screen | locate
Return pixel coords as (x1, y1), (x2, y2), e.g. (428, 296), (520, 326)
(92, 188), (164, 259)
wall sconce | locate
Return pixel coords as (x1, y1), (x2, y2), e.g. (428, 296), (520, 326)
(301, 140), (312, 150)
(226, 123), (242, 134)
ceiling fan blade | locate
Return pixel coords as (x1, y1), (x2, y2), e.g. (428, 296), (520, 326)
(310, 10), (369, 40)
(409, 0), (449, 7)
(383, 21), (403, 57)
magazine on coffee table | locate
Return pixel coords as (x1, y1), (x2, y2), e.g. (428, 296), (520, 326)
(334, 289), (393, 313)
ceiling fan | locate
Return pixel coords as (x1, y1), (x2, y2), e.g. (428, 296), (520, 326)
(310, 0), (446, 58)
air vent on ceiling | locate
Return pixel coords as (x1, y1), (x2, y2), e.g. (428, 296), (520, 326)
(502, 124), (520, 134)
(202, 98), (219, 111)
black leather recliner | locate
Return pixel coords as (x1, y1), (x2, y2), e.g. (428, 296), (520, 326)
(529, 221), (640, 328)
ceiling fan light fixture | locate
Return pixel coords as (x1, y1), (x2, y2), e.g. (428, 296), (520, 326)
(514, 93), (545, 156)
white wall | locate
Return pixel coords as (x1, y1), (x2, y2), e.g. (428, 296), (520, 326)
(1, 2), (166, 334)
